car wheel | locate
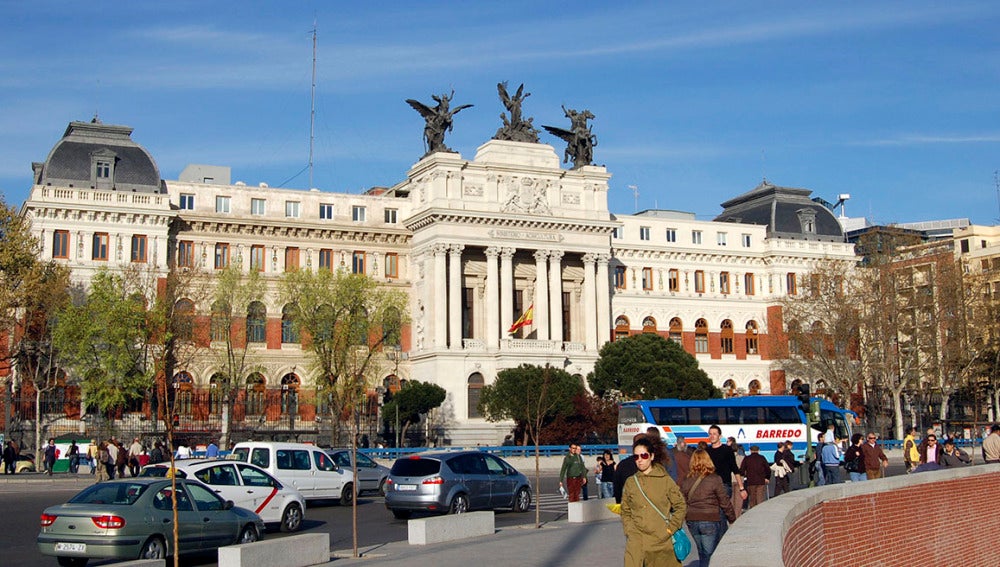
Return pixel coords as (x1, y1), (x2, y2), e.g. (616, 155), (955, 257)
(57, 557), (88, 567)
(377, 477), (387, 497)
(280, 502), (303, 532)
(239, 524), (260, 544)
(391, 509), (412, 520)
(449, 493), (469, 514)
(138, 536), (166, 559)
(340, 483), (354, 506)
(512, 487), (531, 513)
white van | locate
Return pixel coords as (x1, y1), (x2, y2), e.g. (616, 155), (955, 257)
(230, 441), (355, 504)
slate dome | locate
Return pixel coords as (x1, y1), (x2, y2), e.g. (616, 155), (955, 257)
(713, 181), (844, 242)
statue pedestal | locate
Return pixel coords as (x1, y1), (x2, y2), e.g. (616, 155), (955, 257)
(473, 140), (560, 170)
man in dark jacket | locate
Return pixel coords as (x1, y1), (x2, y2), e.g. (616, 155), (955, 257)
(705, 425), (745, 542)
(738, 445), (771, 508)
(44, 438), (57, 475)
(772, 441), (797, 496)
(613, 433), (646, 503)
(148, 441), (165, 465)
(2, 441), (17, 474)
(559, 443), (587, 502)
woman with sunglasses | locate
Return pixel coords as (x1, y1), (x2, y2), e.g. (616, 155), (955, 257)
(621, 437), (686, 567)
(680, 449), (737, 567)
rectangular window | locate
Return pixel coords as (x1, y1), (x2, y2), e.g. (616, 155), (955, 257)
(642, 267), (653, 290)
(179, 194), (195, 210)
(462, 287), (474, 339)
(744, 273), (755, 296)
(385, 253), (399, 278)
(131, 234), (147, 263)
(352, 251), (366, 274)
(694, 270), (705, 293)
(285, 201), (300, 218)
(742, 233), (752, 247)
(92, 233), (109, 261)
(961, 239), (970, 253)
(319, 203), (334, 220)
(721, 336), (734, 354)
(96, 161), (111, 178)
(613, 226), (623, 239)
(53, 230), (69, 259)
(717, 232), (727, 246)
(695, 335), (709, 353)
(665, 229), (677, 243)
(215, 196), (231, 214)
(285, 247), (300, 271)
(668, 269), (679, 292)
(214, 243), (230, 269)
(787, 272), (797, 295)
(614, 266), (627, 289)
(639, 226), (651, 241)
(250, 198), (266, 215)
(720, 271), (730, 294)
(178, 241), (194, 268)
(352, 205), (366, 222)
(692, 230), (702, 244)
(319, 249), (333, 271)
(250, 245), (265, 272)
(385, 208), (398, 224)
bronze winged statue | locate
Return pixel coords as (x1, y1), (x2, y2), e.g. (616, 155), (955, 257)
(543, 105), (597, 169)
(494, 81), (539, 143)
(406, 91), (473, 157)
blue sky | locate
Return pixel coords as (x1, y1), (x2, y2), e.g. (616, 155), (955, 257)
(2, 1), (999, 224)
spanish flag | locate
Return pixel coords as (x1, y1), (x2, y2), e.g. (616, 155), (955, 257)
(508, 304), (534, 334)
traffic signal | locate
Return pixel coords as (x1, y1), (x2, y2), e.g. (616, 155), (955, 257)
(796, 384), (811, 415)
(810, 401), (821, 424)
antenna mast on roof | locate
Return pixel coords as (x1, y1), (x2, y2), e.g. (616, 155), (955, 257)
(309, 21), (317, 190)
(627, 185), (639, 213)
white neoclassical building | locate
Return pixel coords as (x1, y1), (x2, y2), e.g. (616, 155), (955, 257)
(17, 119), (857, 445)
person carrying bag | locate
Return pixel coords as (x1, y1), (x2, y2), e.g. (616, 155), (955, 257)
(621, 437), (688, 567)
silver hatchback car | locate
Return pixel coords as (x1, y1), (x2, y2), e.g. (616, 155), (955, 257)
(384, 451), (532, 519)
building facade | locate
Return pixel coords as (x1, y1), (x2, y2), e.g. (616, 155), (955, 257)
(13, 120), (858, 445)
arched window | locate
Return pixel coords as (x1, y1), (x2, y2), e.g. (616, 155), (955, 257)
(468, 373), (484, 419)
(695, 318), (709, 353)
(209, 373), (225, 415)
(40, 369), (68, 414)
(787, 321), (800, 355)
(641, 316), (657, 334)
(245, 373), (266, 417)
(668, 317), (683, 345)
(315, 304), (334, 342)
(173, 372), (194, 416)
(614, 315), (630, 341)
(748, 379), (761, 395)
(174, 298), (195, 341)
(280, 374), (299, 416)
(281, 304), (300, 344)
(211, 301), (230, 342)
(810, 321), (825, 356)
(247, 301), (266, 343)
(720, 319), (734, 354)
(349, 307), (369, 346)
(723, 379), (737, 398)
(745, 321), (759, 355)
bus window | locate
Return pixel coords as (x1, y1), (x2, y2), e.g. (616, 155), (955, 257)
(651, 407), (687, 426)
(766, 406), (801, 424)
(726, 407), (766, 425)
(690, 407), (721, 425)
(819, 409), (851, 439)
(619, 406), (645, 426)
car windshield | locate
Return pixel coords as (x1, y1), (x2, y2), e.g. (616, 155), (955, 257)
(231, 447), (249, 462)
(69, 483), (149, 505)
(138, 466), (186, 478)
(390, 457), (441, 477)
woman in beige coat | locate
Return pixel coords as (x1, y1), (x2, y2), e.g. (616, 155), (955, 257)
(622, 437), (687, 567)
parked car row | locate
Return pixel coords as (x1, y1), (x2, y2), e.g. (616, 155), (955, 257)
(37, 442), (533, 566)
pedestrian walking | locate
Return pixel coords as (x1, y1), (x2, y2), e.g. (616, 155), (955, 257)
(673, 438), (691, 481)
(105, 440), (118, 480)
(622, 437), (686, 567)
(772, 441), (795, 495)
(68, 441), (80, 474)
(614, 433), (646, 504)
(86, 439), (98, 475)
(940, 439), (971, 467)
(918, 433), (942, 466)
(44, 438), (57, 475)
(821, 437), (843, 484)
(704, 425), (744, 541)
(982, 424), (1000, 464)
(738, 445), (771, 508)
(2, 440), (17, 475)
(860, 433), (889, 479)
(559, 443), (587, 502)
(844, 433), (867, 482)
(128, 437), (143, 476)
(903, 426), (920, 473)
(680, 449), (736, 567)
(597, 451), (616, 499)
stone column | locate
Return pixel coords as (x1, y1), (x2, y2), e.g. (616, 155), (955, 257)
(596, 253), (611, 346)
(449, 244), (464, 350)
(485, 247), (500, 350)
(500, 247), (515, 337)
(534, 250), (550, 341)
(582, 253), (598, 351)
(548, 251), (564, 343)
(433, 244), (448, 349)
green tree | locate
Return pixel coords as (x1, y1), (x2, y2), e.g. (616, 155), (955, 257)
(381, 380), (446, 444)
(52, 268), (158, 431)
(588, 333), (720, 400)
(478, 364), (583, 527)
(206, 264), (265, 449)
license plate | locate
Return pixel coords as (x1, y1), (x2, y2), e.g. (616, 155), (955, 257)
(396, 484), (417, 491)
(55, 543), (86, 553)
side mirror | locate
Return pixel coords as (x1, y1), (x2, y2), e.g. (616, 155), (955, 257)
(224, 500), (235, 510)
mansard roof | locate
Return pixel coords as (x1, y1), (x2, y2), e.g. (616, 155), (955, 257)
(37, 119), (162, 193)
(714, 180), (844, 242)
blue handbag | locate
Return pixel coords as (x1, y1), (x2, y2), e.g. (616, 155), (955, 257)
(632, 475), (692, 561)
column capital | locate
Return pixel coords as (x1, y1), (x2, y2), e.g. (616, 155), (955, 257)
(500, 247), (516, 259)
(547, 250), (565, 262)
(582, 253), (597, 265)
(449, 244), (465, 256)
(432, 243), (450, 255)
(533, 249), (550, 263)
(596, 253), (612, 264)
(485, 246), (501, 258)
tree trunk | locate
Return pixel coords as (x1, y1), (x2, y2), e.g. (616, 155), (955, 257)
(35, 391), (43, 468)
(892, 388), (905, 440)
(938, 392), (951, 422)
(220, 399), (231, 449)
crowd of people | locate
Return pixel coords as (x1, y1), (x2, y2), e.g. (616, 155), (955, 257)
(559, 422), (1000, 567)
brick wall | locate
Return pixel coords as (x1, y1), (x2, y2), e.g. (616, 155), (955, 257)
(782, 471), (1000, 567)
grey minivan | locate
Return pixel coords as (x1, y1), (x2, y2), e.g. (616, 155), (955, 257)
(383, 451), (532, 519)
